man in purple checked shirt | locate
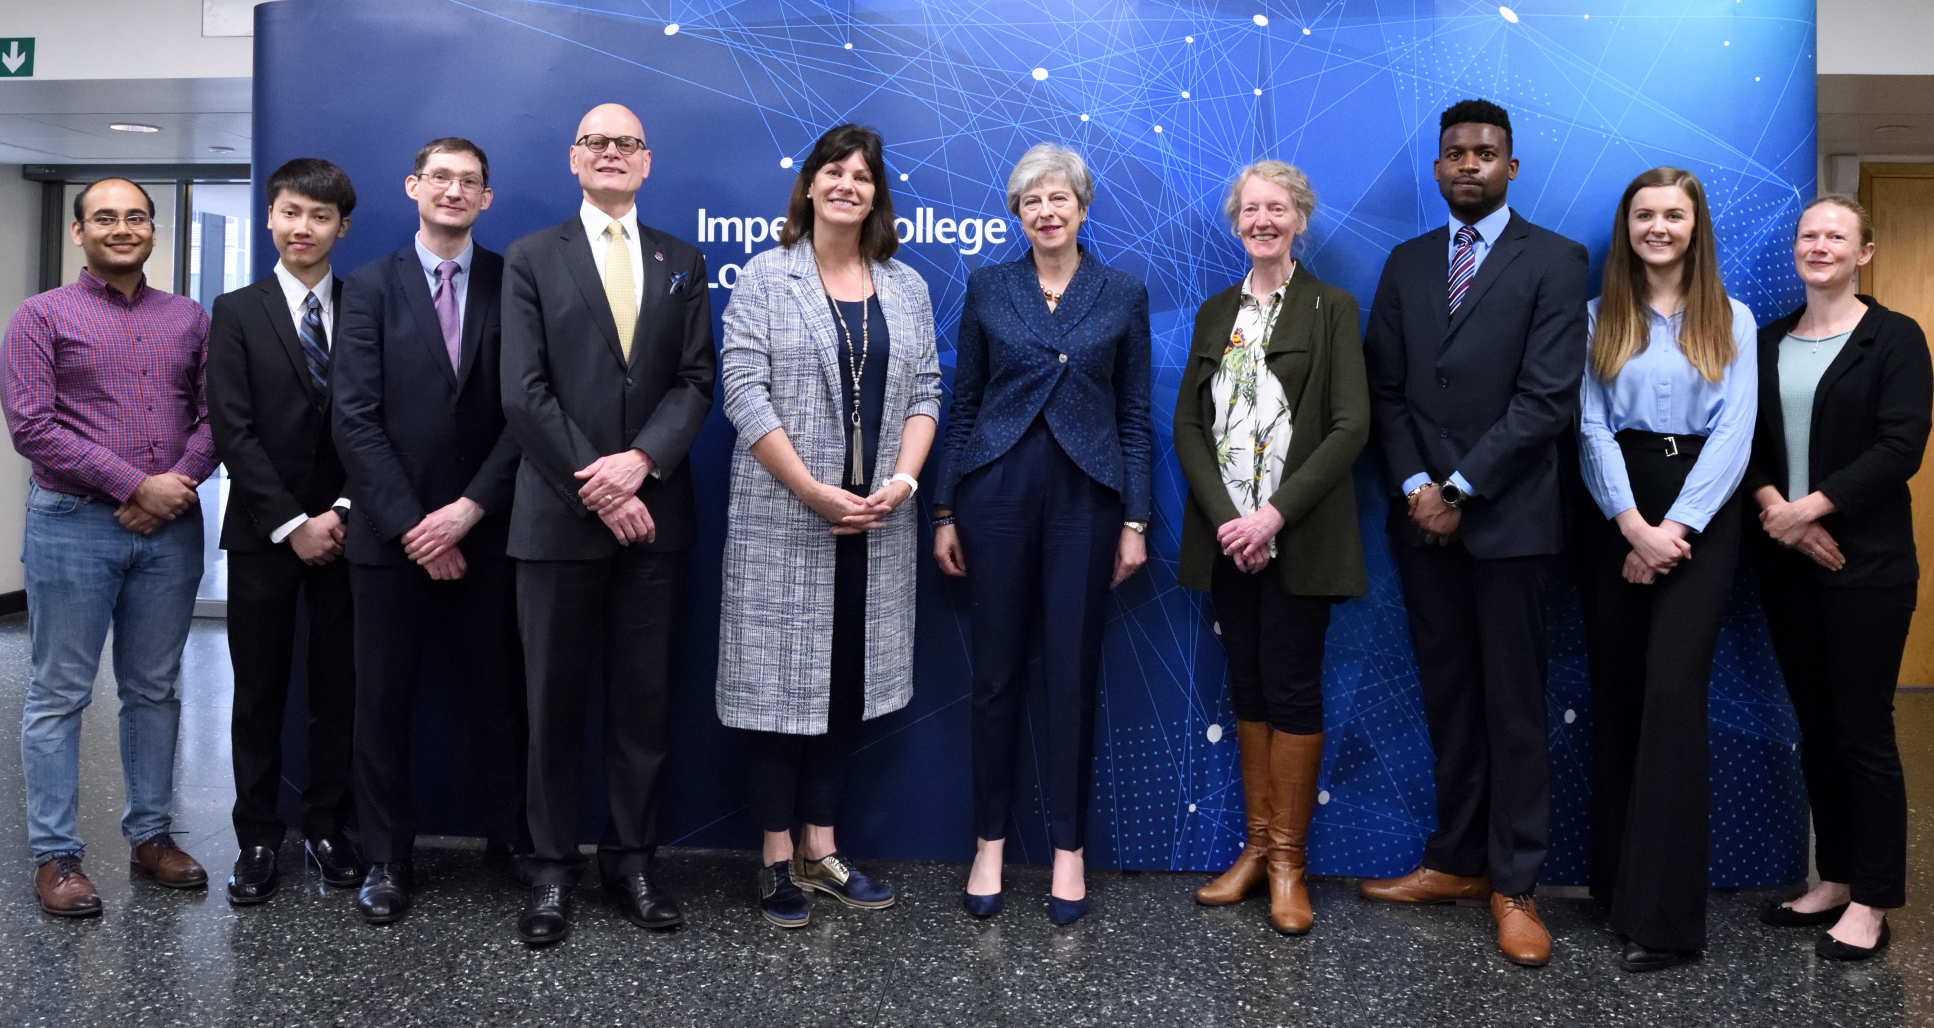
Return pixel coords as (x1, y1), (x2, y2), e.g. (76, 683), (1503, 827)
(3, 177), (219, 918)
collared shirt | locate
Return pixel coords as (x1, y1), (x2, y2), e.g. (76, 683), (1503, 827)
(413, 234), (474, 338)
(578, 199), (644, 307)
(2, 269), (216, 503)
(273, 261), (336, 346)
(1211, 267), (1295, 554)
(1577, 296), (1759, 531)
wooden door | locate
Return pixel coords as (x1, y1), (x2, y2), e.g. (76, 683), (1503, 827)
(1860, 163), (1934, 684)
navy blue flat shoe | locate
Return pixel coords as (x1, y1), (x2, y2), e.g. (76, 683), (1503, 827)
(1049, 895), (1089, 925)
(962, 890), (1003, 918)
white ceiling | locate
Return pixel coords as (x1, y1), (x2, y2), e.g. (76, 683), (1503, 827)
(0, 78), (250, 164)
(1818, 74), (1934, 156)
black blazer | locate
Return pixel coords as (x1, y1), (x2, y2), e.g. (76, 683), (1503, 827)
(499, 214), (715, 560)
(1363, 209), (1589, 559)
(207, 275), (348, 553)
(332, 245), (519, 567)
(1746, 295), (1931, 589)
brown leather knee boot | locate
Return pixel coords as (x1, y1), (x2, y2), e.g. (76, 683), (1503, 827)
(1266, 730), (1323, 934)
(1195, 720), (1271, 905)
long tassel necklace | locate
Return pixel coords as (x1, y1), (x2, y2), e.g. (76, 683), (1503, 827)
(816, 255), (874, 487)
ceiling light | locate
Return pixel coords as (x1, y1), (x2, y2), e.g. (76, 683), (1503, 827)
(207, 145), (235, 153)
(1874, 124), (1912, 135)
(109, 122), (160, 133)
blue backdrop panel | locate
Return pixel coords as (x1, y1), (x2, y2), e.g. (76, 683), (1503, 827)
(255, 0), (1815, 885)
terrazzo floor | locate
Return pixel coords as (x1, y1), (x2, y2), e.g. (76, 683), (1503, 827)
(0, 616), (1927, 1026)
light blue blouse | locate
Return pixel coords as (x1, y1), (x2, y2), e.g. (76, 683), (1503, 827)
(1577, 296), (1759, 531)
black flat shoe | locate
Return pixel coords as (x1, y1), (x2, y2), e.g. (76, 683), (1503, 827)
(1816, 919), (1890, 961)
(517, 883), (572, 946)
(1760, 897), (1847, 927)
(306, 835), (365, 889)
(1619, 939), (1700, 973)
(226, 845), (279, 906)
(606, 870), (684, 930)
(357, 862), (412, 925)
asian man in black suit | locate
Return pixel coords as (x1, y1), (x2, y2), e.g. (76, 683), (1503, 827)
(500, 103), (715, 946)
(333, 137), (527, 924)
(1358, 99), (1589, 968)
(208, 158), (363, 905)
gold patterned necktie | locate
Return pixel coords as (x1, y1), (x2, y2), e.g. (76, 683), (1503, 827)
(603, 221), (636, 360)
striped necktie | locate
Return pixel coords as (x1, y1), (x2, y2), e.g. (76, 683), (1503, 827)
(603, 222), (637, 361)
(298, 291), (329, 401)
(1448, 224), (1480, 316)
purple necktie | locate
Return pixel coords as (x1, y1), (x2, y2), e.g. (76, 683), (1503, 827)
(1448, 224), (1480, 316)
(432, 260), (462, 371)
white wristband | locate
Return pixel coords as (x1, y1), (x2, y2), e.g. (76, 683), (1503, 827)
(890, 472), (919, 495)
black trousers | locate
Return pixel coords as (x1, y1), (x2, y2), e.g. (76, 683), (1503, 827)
(1585, 434), (1740, 951)
(349, 557), (526, 864)
(1209, 556), (1330, 734)
(1390, 533), (1549, 896)
(1762, 561), (1912, 909)
(518, 550), (681, 886)
(957, 421), (1120, 852)
(227, 548), (355, 849)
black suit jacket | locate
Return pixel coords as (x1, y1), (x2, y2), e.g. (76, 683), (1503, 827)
(1747, 295), (1932, 589)
(207, 275), (349, 552)
(499, 214), (715, 560)
(332, 245), (519, 566)
(1364, 209), (1589, 559)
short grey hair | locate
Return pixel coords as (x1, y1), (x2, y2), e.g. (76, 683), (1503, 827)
(1223, 160), (1316, 234)
(1005, 143), (1094, 215)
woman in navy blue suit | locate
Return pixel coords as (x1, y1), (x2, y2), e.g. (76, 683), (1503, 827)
(932, 143), (1153, 925)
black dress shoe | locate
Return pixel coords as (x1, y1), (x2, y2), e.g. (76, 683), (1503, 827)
(1816, 919), (1890, 961)
(1760, 897), (1848, 927)
(306, 835), (366, 889)
(226, 845), (280, 906)
(484, 839), (534, 887)
(1619, 939), (1700, 973)
(357, 862), (412, 925)
(607, 869), (684, 929)
(517, 883), (573, 946)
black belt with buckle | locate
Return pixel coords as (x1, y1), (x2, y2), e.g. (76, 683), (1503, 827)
(1614, 428), (1707, 459)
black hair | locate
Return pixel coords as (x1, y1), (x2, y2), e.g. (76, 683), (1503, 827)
(779, 124), (899, 261)
(72, 177), (156, 223)
(413, 137), (491, 187)
(265, 157), (358, 217)
(1439, 99), (1513, 150)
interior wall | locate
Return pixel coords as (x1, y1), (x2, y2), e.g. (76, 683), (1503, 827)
(1818, 0), (1934, 75)
(4, 0), (252, 80)
(0, 169), (44, 593)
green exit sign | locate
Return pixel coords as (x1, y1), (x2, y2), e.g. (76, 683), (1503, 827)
(0, 38), (33, 78)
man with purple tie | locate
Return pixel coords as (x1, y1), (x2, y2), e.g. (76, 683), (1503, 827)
(333, 138), (528, 924)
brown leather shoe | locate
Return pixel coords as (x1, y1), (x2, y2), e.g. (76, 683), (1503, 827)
(1491, 892), (1552, 967)
(1196, 720), (1271, 906)
(35, 856), (102, 918)
(131, 835), (208, 889)
(1265, 730), (1323, 935)
(1359, 865), (1491, 904)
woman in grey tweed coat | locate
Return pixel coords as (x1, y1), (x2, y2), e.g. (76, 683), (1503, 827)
(716, 124), (942, 928)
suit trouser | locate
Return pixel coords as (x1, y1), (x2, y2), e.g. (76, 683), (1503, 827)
(1209, 556), (1330, 735)
(1584, 436), (1740, 951)
(958, 421), (1120, 852)
(1389, 530), (1549, 896)
(1762, 559), (1912, 909)
(349, 557), (526, 864)
(227, 547), (355, 849)
(518, 550), (681, 886)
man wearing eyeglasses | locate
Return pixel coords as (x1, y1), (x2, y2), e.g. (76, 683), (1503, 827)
(3, 177), (218, 917)
(333, 137), (529, 924)
(500, 103), (715, 946)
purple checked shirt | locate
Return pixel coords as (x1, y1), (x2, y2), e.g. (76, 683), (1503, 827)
(2, 269), (217, 503)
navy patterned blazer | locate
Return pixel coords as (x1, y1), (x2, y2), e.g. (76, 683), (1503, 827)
(935, 250), (1153, 521)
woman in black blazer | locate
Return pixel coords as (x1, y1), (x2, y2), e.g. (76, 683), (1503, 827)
(1748, 194), (1931, 961)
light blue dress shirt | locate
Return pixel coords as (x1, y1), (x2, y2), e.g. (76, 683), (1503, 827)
(1399, 204), (1517, 500)
(1576, 295), (1759, 531)
(413, 234), (474, 337)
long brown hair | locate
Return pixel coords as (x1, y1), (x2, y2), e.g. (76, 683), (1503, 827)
(778, 124), (898, 261)
(1589, 167), (1733, 383)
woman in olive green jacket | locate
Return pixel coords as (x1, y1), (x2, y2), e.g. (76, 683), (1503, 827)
(1172, 160), (1369, 937)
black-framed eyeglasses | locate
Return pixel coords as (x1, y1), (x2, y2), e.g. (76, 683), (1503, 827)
(575, 134), (645, 156)
(87, 212), (154, 230)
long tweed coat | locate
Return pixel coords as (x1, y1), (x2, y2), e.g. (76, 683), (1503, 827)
(716, 242), (943, 734)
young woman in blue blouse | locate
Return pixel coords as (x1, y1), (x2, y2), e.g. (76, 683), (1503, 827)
(1576, 166), (1757, 974)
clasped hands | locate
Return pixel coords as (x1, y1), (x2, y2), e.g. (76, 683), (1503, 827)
(575, 449), (656, 546)
(114, 473), (199, 535)
(804, 478), (912, 536)
(1616, 511), (1692, 586)
(1217, 504), (1284, 575)
(403, 497), (484, 580)
(1407, 483), (1460, 545)
(1758, 491), (1844, 572)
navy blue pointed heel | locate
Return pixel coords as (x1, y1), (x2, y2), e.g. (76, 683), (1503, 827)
(1048, 895), (1089, 925)
(962, 890), (1003, 918)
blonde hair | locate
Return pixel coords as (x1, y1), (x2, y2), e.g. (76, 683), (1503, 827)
(1590, 167), (1734, 384)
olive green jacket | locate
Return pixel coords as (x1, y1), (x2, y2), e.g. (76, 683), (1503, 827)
(1172, 267), (1370, 597)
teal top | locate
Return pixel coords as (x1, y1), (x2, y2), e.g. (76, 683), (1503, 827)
(1777, 330), (1852, 501)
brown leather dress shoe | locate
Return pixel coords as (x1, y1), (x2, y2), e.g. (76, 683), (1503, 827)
(35, 856), (102, 918)
(1491, 892), (1552, 966)
(1359, 866), (1491, 903)
(131, 835), (208, 889)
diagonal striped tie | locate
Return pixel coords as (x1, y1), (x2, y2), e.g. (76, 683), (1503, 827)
(1448, 224), (1480, 316)
(298, 291), (329, 402)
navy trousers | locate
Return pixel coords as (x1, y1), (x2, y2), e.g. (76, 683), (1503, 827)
(957, 420), (1121, 852)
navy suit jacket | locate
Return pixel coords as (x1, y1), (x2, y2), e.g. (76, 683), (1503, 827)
(935, 252), (1153, 521)
(1363, 209), (1589, 559)
(332, 244), (519, 567)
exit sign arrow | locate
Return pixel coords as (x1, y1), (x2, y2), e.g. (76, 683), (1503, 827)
(0, 38), (34, 77)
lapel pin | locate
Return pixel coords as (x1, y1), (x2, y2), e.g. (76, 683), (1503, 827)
(653, 250), (665, 262)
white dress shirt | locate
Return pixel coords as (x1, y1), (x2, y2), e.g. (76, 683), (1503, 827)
(578, 199), (645, 307)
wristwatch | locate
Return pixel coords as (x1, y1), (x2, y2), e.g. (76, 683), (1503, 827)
(1124, 520), (1149, 534)
(1437, 480), (1467, 510)
(331, 502), (351, 520)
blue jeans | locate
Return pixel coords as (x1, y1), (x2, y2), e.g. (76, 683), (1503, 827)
(20, 483), (203, 863)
